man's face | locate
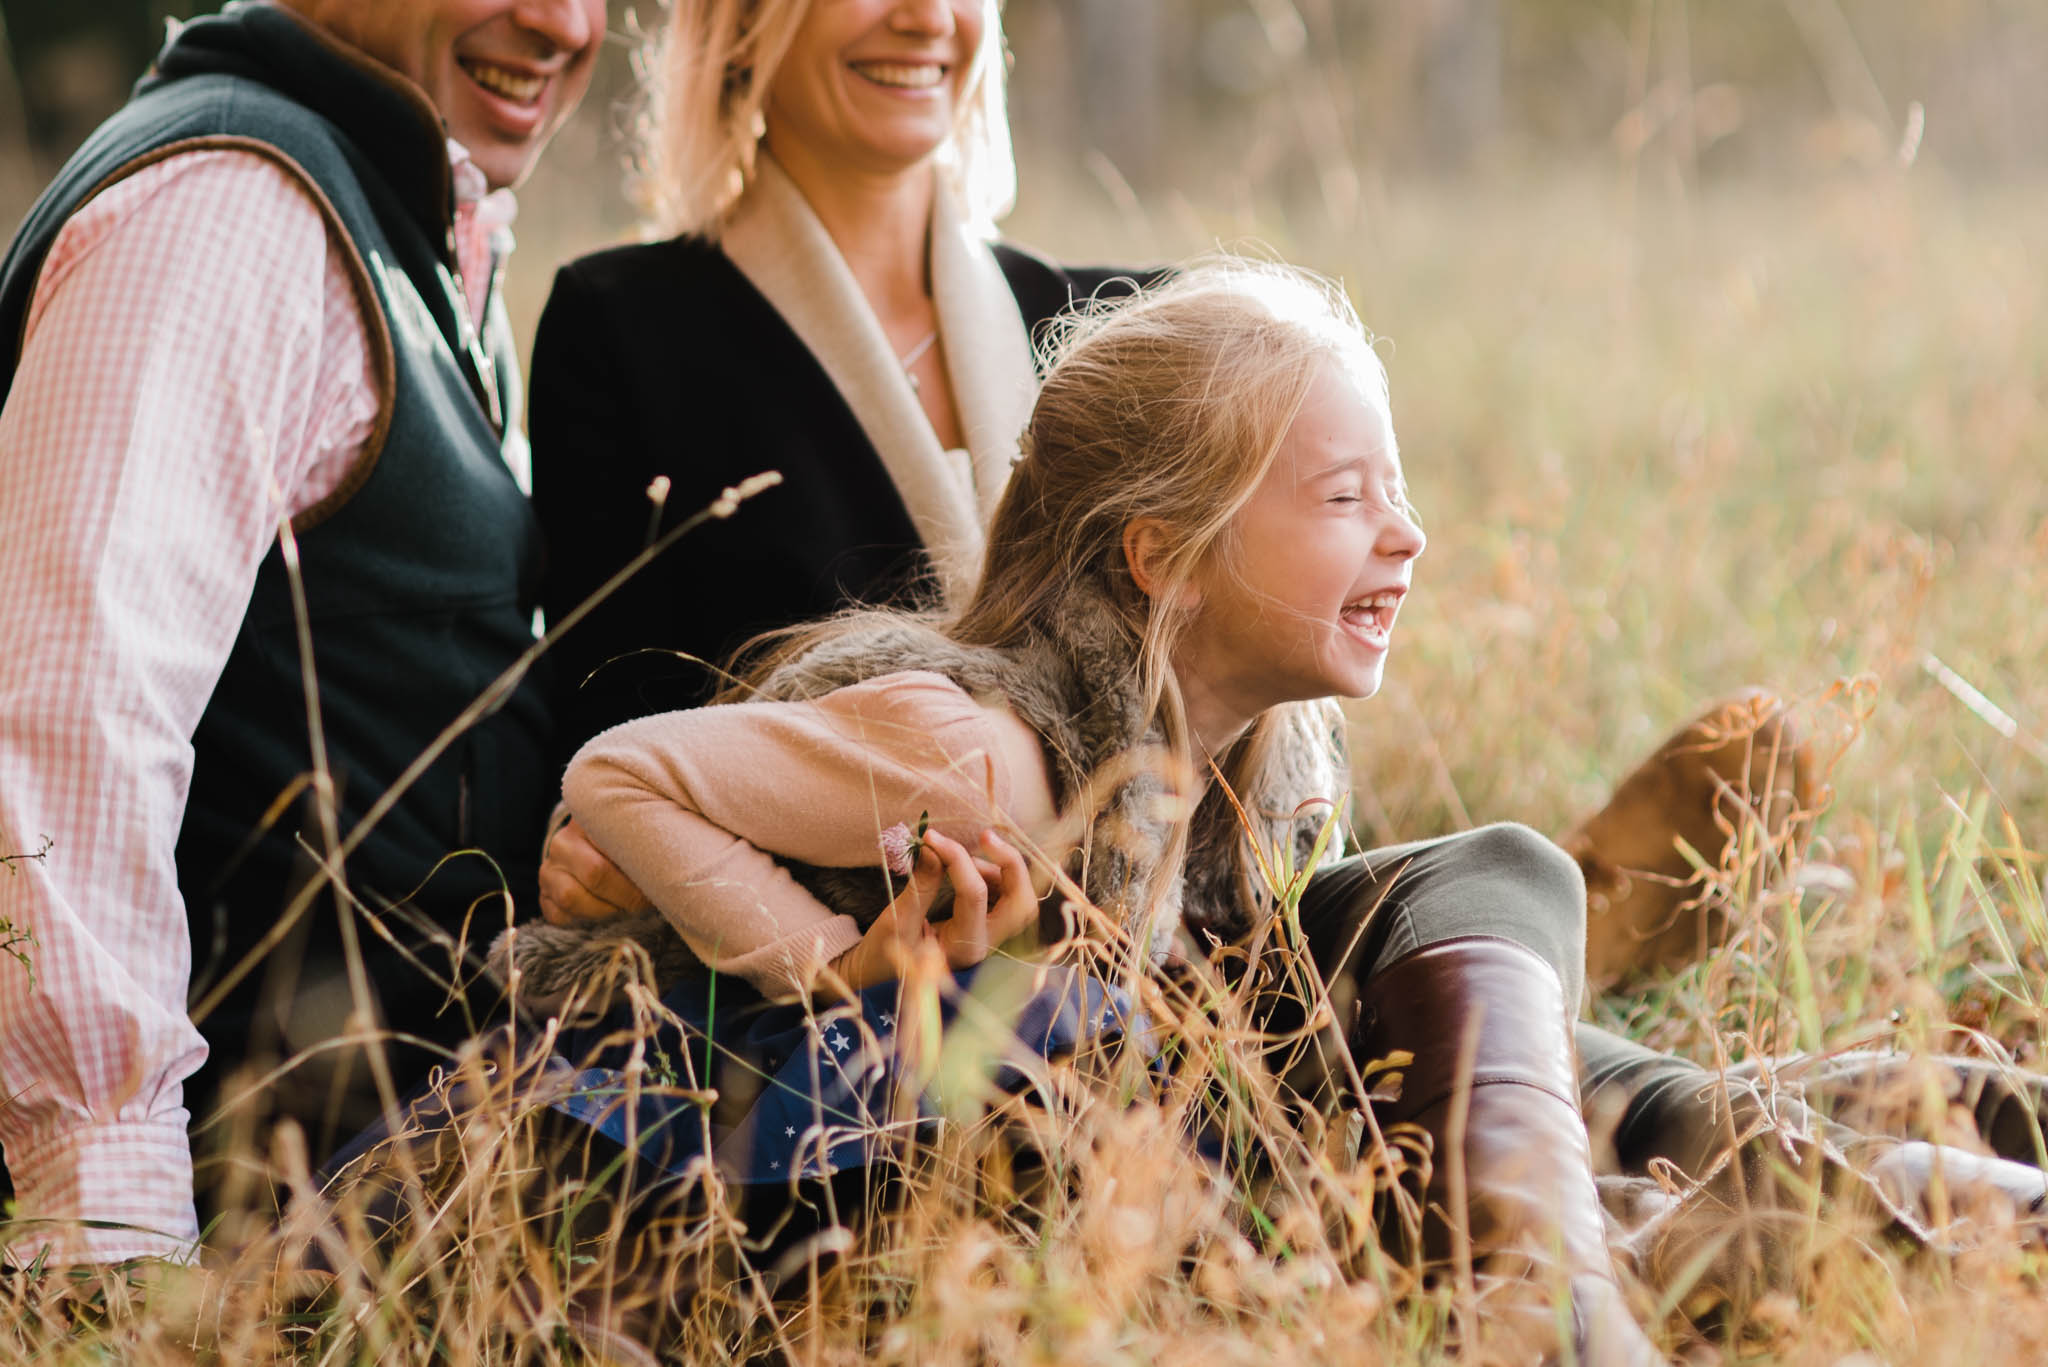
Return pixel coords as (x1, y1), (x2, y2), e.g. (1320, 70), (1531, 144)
(290, 0), (605, 189)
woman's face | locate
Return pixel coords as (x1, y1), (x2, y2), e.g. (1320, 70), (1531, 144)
(1179, 359), (1426, 716)
(764, 0), (987, 176)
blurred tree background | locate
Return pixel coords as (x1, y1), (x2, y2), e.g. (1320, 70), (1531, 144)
(10, 1), (2048, 231)
(8, 1), (2048, 338)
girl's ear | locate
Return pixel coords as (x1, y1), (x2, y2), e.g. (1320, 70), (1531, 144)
(1122, 518), (1202, 609)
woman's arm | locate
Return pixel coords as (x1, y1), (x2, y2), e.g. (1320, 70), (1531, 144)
(562, 671), (1056, 996)
(532, 256), (768, 748)
(529, 262), (666, 759)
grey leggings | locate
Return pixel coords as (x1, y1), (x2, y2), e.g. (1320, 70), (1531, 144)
(1293, 822), (1756, 1180)
(1296, 820), (1589, 1009)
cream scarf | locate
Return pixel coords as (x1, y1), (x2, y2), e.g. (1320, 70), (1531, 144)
(719, 155), (1039, 605)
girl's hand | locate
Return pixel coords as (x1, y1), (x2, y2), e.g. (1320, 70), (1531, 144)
(831, 829), (1037, 991)
(539, 816), (654, 926)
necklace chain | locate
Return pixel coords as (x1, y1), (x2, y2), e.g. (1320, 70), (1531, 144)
(899, 329), (938, 393)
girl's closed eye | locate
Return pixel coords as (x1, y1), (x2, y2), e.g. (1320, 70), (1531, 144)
(1372, 480), (1419, 522)
(1313, 470), (1366, 506)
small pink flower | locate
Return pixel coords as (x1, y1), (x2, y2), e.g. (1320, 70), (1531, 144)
(879, 810), (931, 878)
(880, 823), (916, 878)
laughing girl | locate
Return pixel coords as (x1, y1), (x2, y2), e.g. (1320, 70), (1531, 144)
(513, 258), (1659, 1363)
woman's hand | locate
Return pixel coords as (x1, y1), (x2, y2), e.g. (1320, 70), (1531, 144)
(539, 815), (654, 926)
(831, 829), (1037, 991)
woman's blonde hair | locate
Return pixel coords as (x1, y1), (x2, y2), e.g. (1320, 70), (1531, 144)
(742, 257), (1390, 937)
(633, 0), (1017, 239)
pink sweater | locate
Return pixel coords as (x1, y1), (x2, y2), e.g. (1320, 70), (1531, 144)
(563, 671), (1060, 996)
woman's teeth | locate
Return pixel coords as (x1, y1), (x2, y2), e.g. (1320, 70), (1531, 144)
(463, 60), (544, 104)
(852, 62), (946, 90)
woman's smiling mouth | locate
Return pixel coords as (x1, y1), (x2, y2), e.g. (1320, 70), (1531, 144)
(850, 61), (947, 91)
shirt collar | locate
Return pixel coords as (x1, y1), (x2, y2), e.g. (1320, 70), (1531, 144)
(447, 139), (519, 246)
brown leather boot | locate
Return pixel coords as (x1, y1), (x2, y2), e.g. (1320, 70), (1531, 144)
(1561, 689), (1820, 989)
(1359, 937), (1664, 1366)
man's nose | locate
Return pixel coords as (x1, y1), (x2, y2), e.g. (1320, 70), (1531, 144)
(512, 0), (599, 55)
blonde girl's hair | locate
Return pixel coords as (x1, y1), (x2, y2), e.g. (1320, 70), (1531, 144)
(737, 258), (1388, 935)
(955, 258), (1387, 925)
(632, 0), (1018, 239)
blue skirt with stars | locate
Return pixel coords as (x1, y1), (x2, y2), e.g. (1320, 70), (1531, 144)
(537, 955), (1143, 1189)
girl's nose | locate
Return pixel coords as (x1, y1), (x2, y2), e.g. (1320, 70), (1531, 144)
(1380, 507), (1425, 562)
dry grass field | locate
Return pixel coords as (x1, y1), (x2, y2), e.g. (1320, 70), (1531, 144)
(5, 164), (2044, 1366)
(6, 6), (2048, 1361)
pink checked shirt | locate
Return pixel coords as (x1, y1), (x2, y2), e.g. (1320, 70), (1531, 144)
(0, 142), (516, 1265)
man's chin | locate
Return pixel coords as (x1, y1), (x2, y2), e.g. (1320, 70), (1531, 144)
(449, 128), (549, 192)
(472, 152), (536, 192)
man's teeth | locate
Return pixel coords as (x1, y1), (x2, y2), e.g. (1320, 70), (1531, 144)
(464, 60), (545, 104)
(853, 62), (945, 89)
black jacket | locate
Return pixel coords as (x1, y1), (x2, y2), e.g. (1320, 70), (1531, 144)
(530, 234), (1148, 758)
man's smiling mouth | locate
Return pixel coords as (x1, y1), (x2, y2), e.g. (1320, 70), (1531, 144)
(461, 58), (546, 105)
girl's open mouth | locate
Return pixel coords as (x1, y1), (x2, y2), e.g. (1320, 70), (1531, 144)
(1340, 590), (1403, 648)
